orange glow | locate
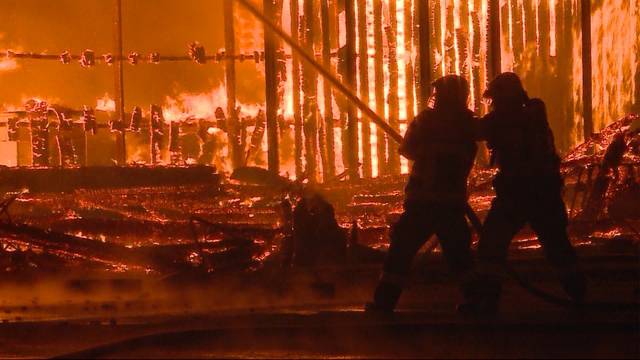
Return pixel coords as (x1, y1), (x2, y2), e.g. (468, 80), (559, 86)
(0, 57), (17, 72)
(96, 94), (115, 112)
(572, 0), (638, 143)
(0, 0), (636, 178)
(549, 0), (556, 57)
(162, 86), (261, 123)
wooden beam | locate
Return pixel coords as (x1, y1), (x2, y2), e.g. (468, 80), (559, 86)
(223, 0), (242, 169)
(357, 0), (372, 178)
(386, 0), (400, 176)
(290, 0), (304, 178)
(511, 0), (523, 73)
(444, 1), (455, 73)
(113, 0), (125, 164)
(433, 0), (443, 76)
(457, 0), (470, 78)
(416, 0), (431, 111)
(345, 0), (359, 181)
(321, 0), (335, 179)
(404, 0), (415, 120)
(487, 0), (501, 80)
(264, 0), (280, 173)
(581, 0), (593, 139)
(373, 0), (387, 175)
(302, 0), (318, 182)
(636, 0), (640, 113)
(471, 3), (482, 114)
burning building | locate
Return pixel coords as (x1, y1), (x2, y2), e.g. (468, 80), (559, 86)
(0, 1), (637, 358)
(0, 0), (637, 181)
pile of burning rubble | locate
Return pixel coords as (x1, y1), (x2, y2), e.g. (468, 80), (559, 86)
(0, 114), (638, 279)
(561, 114), (640, 222)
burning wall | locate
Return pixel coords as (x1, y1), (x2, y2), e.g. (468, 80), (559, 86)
(0, 0), (638, 180)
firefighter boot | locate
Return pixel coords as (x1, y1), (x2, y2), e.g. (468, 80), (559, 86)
(365, 281), (402, 314)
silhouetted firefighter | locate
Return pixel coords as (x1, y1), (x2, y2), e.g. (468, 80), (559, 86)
(460, 72), (586, 316)
(366, 75), (477, 313)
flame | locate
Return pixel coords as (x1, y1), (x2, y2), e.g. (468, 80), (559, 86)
(96, 94), (115, 112)
(0, 0), (636, 180)
(572, 0), (638, 143)
(366, 0), (378, 177)
(549, 0), (556, 57)
(0, 57), (17, 72)
(162, 85), (261, 123)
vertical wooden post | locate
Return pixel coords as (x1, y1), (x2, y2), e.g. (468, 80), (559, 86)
(556, 0), (572, 151)
(223, 0), (241, 169)
(320, 0), (335, 179)
(413, 1), (422, 109)
(302, 0), (318, 182)
(345, 0), (359, 181)
(487, 0), (501, 81)
(386, 0), (400, 176)
(471, 4), (482, 113)
(581, 0), (593, 139)
(433, 0), (443, 76)
(444, 2), (455, 73)
(264, 0), (280, 173)
(404, 0), (415, 120)
(511, 0), (523, 73)
(357, 0), (372, 178)
(113, 0), (126, 164)
(524, 0), (536, 43)
(458, 0), (470, 77)
(373, 0), (387, 176)
(635, 0), (640, 113)
(539, 0), (550, 60)
(416, 0), (431, 111)
(290, 0), (304, 178)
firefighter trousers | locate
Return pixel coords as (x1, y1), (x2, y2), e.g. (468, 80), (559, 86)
(372, 201), (473, 309)
(470, 188), (580, 306)
(478, 191), (576, 271)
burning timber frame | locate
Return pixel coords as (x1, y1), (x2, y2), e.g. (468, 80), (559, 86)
(2, 0), (610, 181)
(226, 0), (600, 181)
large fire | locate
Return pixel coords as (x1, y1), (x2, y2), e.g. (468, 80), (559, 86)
(0, 57), (17, 72)
(0, 0), (637, 180)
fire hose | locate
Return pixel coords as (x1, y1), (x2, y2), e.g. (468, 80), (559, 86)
(235, 0), (638, 311)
